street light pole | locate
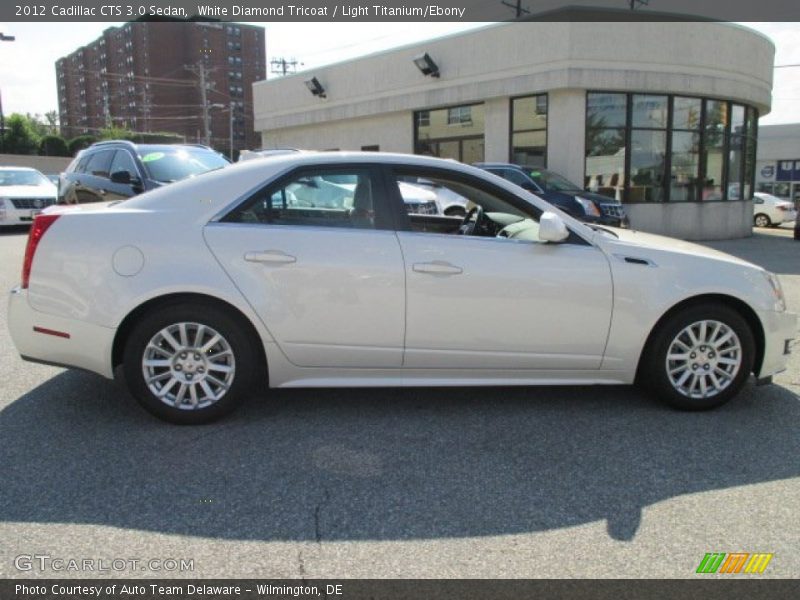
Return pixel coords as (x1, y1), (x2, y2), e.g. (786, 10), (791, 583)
(229, 102), (234, 160)
(0, 32), (15, 154)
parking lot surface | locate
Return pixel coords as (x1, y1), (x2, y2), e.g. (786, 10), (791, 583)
(0, 226), (798, 578)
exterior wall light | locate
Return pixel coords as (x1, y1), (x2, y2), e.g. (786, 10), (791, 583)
(304, 77), (326, 98)
(413, 53), (440, 78)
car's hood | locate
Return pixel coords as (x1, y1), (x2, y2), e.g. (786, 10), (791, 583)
(0, 184), (57, 198)
(599, 227), (758, 269)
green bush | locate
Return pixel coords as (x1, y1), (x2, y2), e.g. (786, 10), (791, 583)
(67, 135), (98, 156)
(39, 135), (70, 157)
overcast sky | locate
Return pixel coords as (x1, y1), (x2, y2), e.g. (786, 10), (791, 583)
(0, 22), (798, 126)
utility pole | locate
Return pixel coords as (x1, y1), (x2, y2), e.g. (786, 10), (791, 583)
(270, 57), (299, 77)
(102, 93), (111, 128)
(140, 87), (152, 133)
(229, 101), (234, 160)
(186, 61), (215, 146)
(500, 0), (529, 18)
(0, 32), (15, 153)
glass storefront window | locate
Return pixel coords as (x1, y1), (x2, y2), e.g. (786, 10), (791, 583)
(670, 131), (701, 202)
(629, 130), (667, 203)
(631, 94), (668, 129)
(512, 95), (547, 131)
(702, 134), (725, 201)
(585, 128), (626, 200)
(728, 135), (744, 200)
(586, 93), (757, 203)
(511, 130), (547, 168)
(415, 104), (485, 162)
(511, 94), (547, 168)
(673, 97), (702, 130)
(731, 104), (746, 136)
(587, 93), (627, 128)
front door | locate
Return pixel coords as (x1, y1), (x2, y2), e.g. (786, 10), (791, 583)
(387, 166), (614, 370)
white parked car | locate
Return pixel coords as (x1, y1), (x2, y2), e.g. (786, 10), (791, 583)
(8, 153), (796, 424)
(753, 192), (797, 228)
(0, 167), (58, 226)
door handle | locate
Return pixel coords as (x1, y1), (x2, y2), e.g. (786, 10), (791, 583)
(412, 261), (463, 275)
(244, 250), (297, 264)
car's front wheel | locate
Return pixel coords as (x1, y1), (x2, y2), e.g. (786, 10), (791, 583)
(123, 302), (257, 424)
(641, 304), (755, 410)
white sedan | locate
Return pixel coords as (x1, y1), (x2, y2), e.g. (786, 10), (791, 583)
(753, 192), (797, 228)
(8, 153), (796, 424)
(0, 167), (58, 226)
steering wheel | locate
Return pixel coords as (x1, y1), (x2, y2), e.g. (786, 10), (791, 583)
(459, 205), (485, 236)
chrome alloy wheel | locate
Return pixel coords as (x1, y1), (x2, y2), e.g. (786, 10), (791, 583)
(665, 320), (742, 399)
(142, 322), (236, 410)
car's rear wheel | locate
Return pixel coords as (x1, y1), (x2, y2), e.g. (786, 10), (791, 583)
(754, 213), (771, 228)
(123, 302), (256, 424)
(641, 304), (755, 410)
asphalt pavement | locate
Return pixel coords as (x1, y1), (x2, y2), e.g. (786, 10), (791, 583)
(0, 224), (798, 579)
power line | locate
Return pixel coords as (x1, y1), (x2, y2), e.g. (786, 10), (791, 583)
(270, 57), (300, 76)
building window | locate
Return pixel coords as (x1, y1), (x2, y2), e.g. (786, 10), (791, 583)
(585, 92), (757, 203)
(447, 106), (472, 125)
(585, 93), (627, 201)
(510, 94), (548, 168)
(414, 104), (485, 163)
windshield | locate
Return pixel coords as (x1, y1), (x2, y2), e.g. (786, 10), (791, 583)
(139, 148), (229, 183)
(0, 169), (51, 187)
(529, 169), (583, 192)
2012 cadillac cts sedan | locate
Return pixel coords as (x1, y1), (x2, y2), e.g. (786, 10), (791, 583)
(8, 153), (796, 424)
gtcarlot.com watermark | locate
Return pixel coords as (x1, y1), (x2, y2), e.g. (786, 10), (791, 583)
(14, 554), (194, 573)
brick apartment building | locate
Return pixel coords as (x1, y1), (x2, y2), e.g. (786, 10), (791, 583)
(55, 21), (265, 154)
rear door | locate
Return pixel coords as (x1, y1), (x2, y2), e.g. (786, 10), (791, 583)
(204, 164), (406, 368)
(76, 149), (115, 204)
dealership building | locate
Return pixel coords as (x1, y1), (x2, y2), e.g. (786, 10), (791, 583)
(253, 21), (774, 240)
(755, 123), (800, 206)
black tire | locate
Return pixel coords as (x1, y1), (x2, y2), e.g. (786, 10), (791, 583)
(123, 302), (257, 424)
(640, 303), (755, 411)
(754, 213), (771, 228)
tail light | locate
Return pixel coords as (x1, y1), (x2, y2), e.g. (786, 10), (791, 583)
(22, 214), (60, 289)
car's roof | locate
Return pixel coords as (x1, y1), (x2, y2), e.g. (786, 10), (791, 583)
(119, 151), (508, 214)
(85, 141), (218, 153)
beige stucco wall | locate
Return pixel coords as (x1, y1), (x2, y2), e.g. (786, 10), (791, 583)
(252, 21), (774, 240)
(254, 21), (773, 134)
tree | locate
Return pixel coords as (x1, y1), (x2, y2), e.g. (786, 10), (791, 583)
(1, 113), (41, 154)
(67, 135), (97, 156)
(99, 126), (135, 141)
(43, 111), (59, 135)
(39, 135), (69, 157)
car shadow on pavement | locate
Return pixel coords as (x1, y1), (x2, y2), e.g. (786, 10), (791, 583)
(1, 371), (798, 543)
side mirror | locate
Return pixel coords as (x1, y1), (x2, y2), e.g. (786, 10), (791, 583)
(538, 211), (570, 243)
(110, 170), (132, 185)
